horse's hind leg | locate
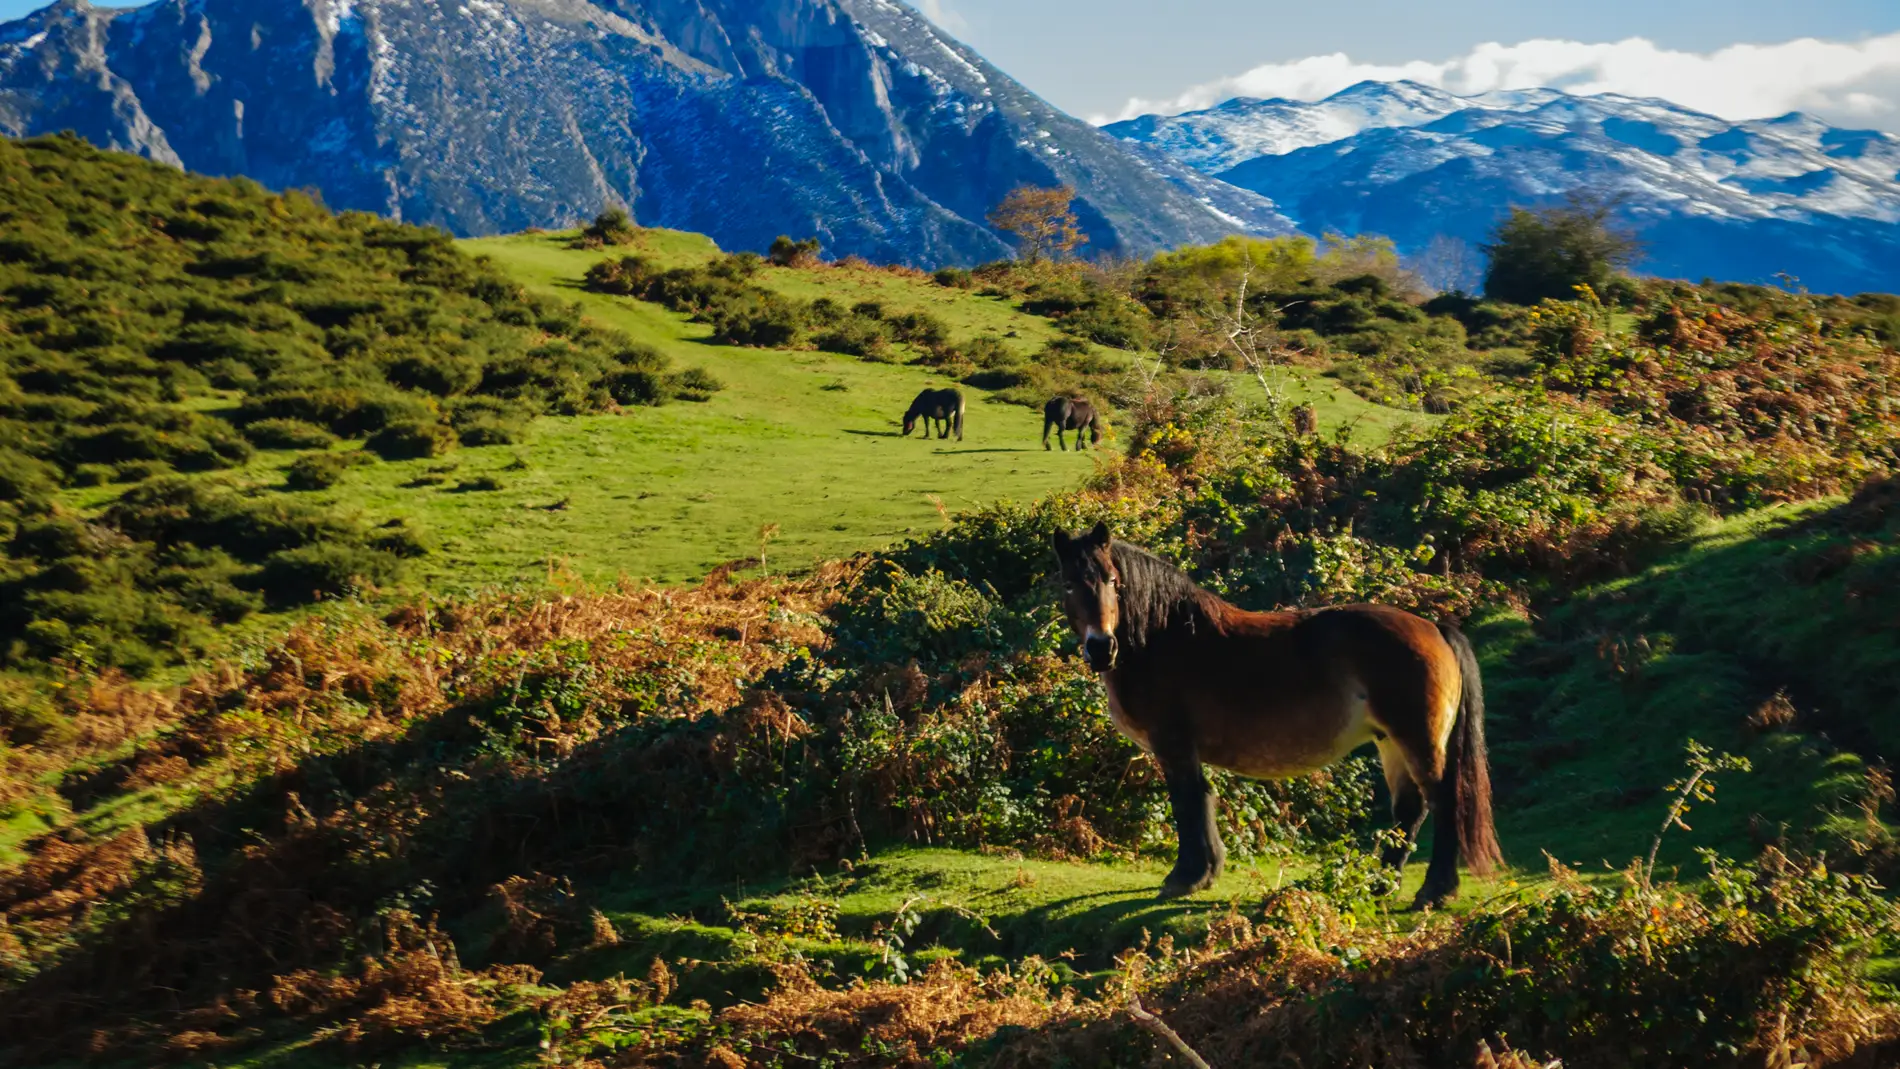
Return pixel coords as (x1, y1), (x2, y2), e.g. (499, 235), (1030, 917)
(1377, 737), (1428, 870)
(1156, 742), (1225, 899)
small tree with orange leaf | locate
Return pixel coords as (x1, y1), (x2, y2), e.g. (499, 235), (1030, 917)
(986, 184), (1087, 263)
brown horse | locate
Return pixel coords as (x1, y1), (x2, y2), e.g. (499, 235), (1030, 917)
(1042, 397), (1102, 451)
(902, 388), (965, 441)
(1051, 522), (1502, 908)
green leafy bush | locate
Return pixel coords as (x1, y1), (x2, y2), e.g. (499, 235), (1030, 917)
(242, 418), (338, 451)
(812, 316), (892, 358)
(768, 235), (822, 267)
(256, 543), (401, 604)
(675, 367), (723, 402)
(367, 420), (458, 461)
(283, 451), (373, 491)
(0, 448), (57, 504)
(705, 290), (805, 348)
(576, 206), (638, 247)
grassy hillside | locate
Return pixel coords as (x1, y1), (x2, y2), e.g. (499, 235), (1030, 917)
(0, 137), (1425, 686)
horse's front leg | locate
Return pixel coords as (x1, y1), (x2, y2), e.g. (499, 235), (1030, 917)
(1156, 743), (1225, 899)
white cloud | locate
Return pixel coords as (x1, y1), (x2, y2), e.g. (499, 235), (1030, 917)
(1095, 33), (1900, 131)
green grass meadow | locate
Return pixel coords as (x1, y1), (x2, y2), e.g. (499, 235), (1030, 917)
(213, 229), (1425, 592)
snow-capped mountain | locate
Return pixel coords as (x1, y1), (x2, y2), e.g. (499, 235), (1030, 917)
(1103, 81), (1562, 174)
(0, 0), (1291, 264)
(1110, 81), (1900, 294)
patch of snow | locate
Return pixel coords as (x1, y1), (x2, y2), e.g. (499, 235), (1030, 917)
(1200, 200), (1247, 228)
(930, 37), (984, 85)
(322, 0), (356, 35)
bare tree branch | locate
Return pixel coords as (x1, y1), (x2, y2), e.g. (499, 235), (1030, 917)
(1128, 995), (1213, 1069)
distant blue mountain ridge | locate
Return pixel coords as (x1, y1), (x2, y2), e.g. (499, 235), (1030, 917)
(1106, 80), (1900, 295)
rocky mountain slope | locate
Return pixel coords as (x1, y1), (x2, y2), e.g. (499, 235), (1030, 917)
(0, 0), (1290, 263)
(1109, 81), (1900, 294)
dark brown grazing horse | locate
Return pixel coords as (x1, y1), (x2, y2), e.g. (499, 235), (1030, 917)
(1042, 397), (1102, 451)
(1052, 522), (1502, 908)
(902, 388), (965, 441)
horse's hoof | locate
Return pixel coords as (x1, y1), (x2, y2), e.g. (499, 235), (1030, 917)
(1409, 885), (1457, 912)
(1157, 872), (1215, 900)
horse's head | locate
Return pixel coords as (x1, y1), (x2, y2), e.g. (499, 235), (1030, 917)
(1052, 521), (1120, 671)
(901, 412), (917, 436)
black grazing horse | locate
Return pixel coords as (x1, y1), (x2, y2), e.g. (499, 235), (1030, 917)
(903, 388), (965, 441)
(1043, 397), (1101, 451)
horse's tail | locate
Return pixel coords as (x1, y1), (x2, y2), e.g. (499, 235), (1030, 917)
(1437, 623), (1503, 876)
(1089, 416), (1102, 444)
(1042, 410), (1054, 446)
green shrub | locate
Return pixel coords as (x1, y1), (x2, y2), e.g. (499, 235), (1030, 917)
(284, 453), (348, 491)
(66, 464), (112, 488)
(813, 317), (892, 358)
(1483, 194), (1642, 305)
(386, 351), (483, 396)
(455, 417), (525, 446)
(960, 367), (1029, 390)
(674, 367), (722, 402)
(705, 291), (805, 348)
(111, 459), (172, 483)
(707, 252), (764, 281)
(577, 206), (638, 247)
(153, 544), (261, 623)
(581, 255), (656, 296)
(256, 543), (401, 604)
(0, 448), (57, 503)
(885, 310), (950, 349)
(243, 418), (338, 450)
(368, 521), (432, 558)
(608, 369), (670, 406)
(367, 420), (458, 461)
(768, 235), (822, 267)
(238, 387), (433, 437)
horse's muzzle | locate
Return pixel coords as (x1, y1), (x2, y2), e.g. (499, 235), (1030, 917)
(1083, 633), (1117, 671)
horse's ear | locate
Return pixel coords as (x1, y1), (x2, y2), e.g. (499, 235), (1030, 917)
(1052, 529), (1072, 555)
(1087, 521), (1111, 547)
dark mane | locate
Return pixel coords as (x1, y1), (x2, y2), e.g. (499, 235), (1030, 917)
(1111, 541), (1220, 650)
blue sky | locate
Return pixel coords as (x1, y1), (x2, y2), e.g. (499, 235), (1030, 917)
(916, 0), (1900, 128)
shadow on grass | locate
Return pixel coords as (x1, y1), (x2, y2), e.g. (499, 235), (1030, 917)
(1479, 487), (1899, 876)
